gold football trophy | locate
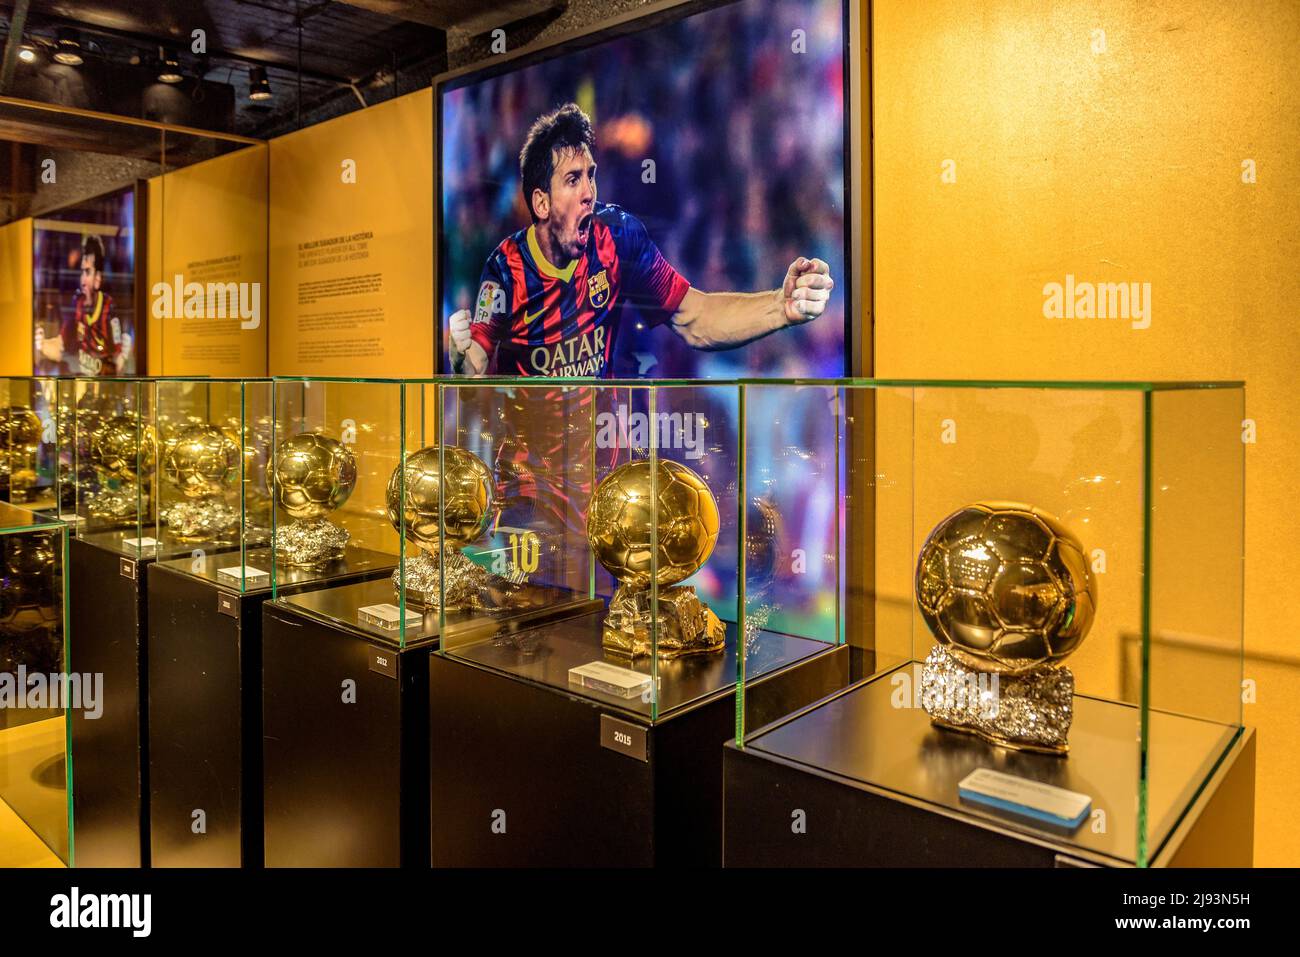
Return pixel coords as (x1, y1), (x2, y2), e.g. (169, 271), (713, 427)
(0, 405), (44, 504)
(385, 445), (494, 611)
(272, 432), (357, 566)
(88, 413), (156, 521)
(915, 501), (1097, 754)
(159, 424), (241, 542)
(587, 458), (724, 659)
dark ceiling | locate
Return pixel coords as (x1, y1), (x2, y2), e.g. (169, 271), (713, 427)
(0, 0), (566, 138)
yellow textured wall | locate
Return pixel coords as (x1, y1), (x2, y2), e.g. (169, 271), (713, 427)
(0, 219), (33, 376)
(268, 88), (434, 377)
(873, 0), (1300, 864)
(145, 145), (269, 376)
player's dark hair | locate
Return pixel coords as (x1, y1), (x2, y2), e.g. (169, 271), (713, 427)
(519, 103), (596, 222)
(82, 235), (106, 273)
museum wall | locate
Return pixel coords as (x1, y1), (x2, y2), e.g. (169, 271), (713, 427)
(871, 0), (1300, 864)
(145, 144), (269, 376)
(0, 218), (32, 376)
(267, 87), (434, 379)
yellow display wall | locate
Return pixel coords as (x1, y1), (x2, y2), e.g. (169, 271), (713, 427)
(268, 88), (434, 378)
(0, 218), (32, 376)
(146, 144), (269, 376)
(872, 0), (1300, 864)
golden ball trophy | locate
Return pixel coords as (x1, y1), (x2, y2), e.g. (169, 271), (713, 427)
(915, 501), (1097, 754)
(159, 424), (241, 543)
(587, 458), (724, 659)
(88, 413), (156, 521)
(272, 432), (357, 566)
(386, 445), (494, 611)
(0, 405), (44, 503)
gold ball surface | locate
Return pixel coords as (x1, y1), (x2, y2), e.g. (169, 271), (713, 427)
(385, 445), (493, 549)
(93, 414), (156, 481)
(0, 406), (43, 449)
(587, 459), (719, 588)
(915, 501), (1097, 674)
(163, 424), (240, 499)
(272, 432), (356, 519)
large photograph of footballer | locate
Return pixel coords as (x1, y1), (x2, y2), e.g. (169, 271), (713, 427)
(32, 185), (138, 377)
(439, 0), (847, 380)
(447, 104), (834, 378)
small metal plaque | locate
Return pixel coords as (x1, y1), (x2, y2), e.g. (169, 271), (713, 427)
(119, 557), (136, 580)
(600, 714), (647, 762)
(216, 593), (238, 618)
(369, 650), (397, 679)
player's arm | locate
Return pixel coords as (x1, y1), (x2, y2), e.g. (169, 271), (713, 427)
(448, 260), (512, 377)
(668, 257), (833, 350)
(38, 332), (64, 362)
(448, 310), (489, 376)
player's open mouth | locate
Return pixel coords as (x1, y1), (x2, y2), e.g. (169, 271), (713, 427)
(577, 213), (593, 243)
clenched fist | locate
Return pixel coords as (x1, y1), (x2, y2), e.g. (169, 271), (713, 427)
(779, 257), (834, 325)
(447, 309), (488, 375)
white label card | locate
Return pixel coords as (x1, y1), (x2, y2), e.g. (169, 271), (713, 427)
(568, 660), (654, 699)
(957, 767), (1091, 829)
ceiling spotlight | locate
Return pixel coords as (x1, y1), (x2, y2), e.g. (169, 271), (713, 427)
(157, 46), (183, 83)
(18, 45), (37, 64)
(249, 66), (272, 101)
(53, 27), (83, 66)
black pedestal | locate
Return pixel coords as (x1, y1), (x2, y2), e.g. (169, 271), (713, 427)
(428, 616), (849, 867)
(722, 670), (1257, 868)
(146, 547), (395, 868)
(261, 581), (433, 867)
(68, 534), (157, 868)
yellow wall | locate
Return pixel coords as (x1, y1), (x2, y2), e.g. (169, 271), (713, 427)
(873, 0), (1300, 864)
(0, 219), (33, 376)
(268, 88), (434, 377)
(146, 144), (269, 376)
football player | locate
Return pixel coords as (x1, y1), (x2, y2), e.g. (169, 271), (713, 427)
(37, 235), (132, 376)
(446, 103), (833, 378)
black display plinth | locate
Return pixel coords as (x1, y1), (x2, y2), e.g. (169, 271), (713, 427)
(722, 670), (1256, 868)
(147, 547), (394, 868)
(428, 614), (849, 867)
(68, 533), (164, 868)
(261, 582), (434, 868)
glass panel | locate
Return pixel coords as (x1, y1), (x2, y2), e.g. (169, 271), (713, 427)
(151, 379), (274, 593)
(0, 503), (72, 864)
(1144, 386), (1245, 865)
(736, 381), (1245, 868)
(1, 377), (59, 514)
(436, 380), (760, 722)
(270, 379), (409, 645)
(72, 377), (158, 557)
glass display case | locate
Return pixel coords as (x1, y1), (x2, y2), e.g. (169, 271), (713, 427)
(433, 379), (838, 721)
(72, 377), (159, 556)
(269, 378), (417, 629)
(148, 378), (273, 592)
(0, 500), (72, 864)
(0, 376), (65, 515)
(734, 380), (1246, 868)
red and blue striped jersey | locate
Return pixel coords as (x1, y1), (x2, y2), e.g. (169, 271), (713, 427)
(469, 202), (689, 378)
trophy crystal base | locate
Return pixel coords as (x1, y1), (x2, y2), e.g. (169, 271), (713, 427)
(275, 517), (350, 566)
(920, 644), (1074, 755)
(602, 583), (725, 659)
(160, 498), (240, 543)
(88, 483), (147, 522)
(392, 542), (489, 612)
